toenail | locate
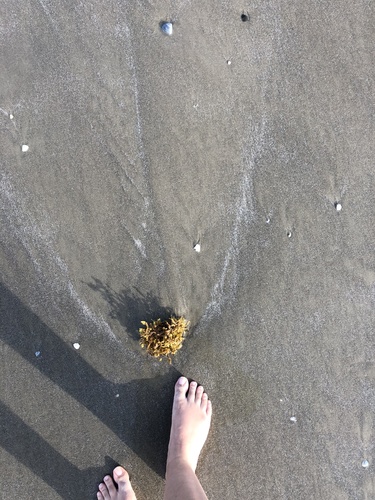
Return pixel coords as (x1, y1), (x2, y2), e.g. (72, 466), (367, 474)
(104, 476), (110, 481)
(178, 377), (187, 385)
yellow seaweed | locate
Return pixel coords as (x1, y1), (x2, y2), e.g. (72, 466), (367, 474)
(139, 316), (189, 363)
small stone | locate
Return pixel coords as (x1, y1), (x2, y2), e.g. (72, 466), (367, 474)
(35, 351), (41, 357)
(241, 13), (250, 22)
(115, 393), (120, 398)
(227, 60), (232, 65)
(193, 243), (201, 253)
(287, 231), (292, 238)
(362, 460), (369, 468)
(9, 114), (14, 119)
(290, 416), (297, 423)
(161, 22), (173, 35)
(335, 202), (342, 212)
(73, 343), (80, 350)
(266, 217), (271, 224)
(21, 144), (29, 152)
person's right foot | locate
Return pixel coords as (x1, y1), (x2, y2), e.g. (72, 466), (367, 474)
(97, 467), (137, 500)
(166, 376), (212, 472)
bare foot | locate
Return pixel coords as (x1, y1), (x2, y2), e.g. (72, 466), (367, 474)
(97, 466), (137, 500)
(167, 376), (212, 473)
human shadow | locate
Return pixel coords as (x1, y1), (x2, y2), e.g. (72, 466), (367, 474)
(0, 283), (181, 498)
(87, 278), (174, 340)
(0, 400), (118, 499)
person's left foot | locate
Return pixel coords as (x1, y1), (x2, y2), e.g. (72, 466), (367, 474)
(97, 466), (137, 500)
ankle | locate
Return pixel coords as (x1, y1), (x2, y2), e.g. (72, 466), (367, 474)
(166, 456), (196, 475)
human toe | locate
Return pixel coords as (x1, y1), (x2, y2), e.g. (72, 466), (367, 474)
(206, 399), (212, 416)
(104, 475), (116, 496)
(195, 385), (204, 403)
(187, 380), (197, 401)
(98, 482), (110, 500)
(174, 376), (189, 400)
(200, 391), (208, 410)
(114, 466), (130, 492)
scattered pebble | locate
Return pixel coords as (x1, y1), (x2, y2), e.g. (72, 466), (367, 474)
(21, 144), (29, 152)
(335, 202), (342, 212)
(227, 60), (232, 65)
(193, 243), (201, 253)
(241, 13), (250, 22)
(266, 217), (271, 224)
(73, 343), (80, 350)
(362, 460), (369, 469)
(115, 393), (120, 398)
(290, 416), (297, 423)
(9, 114), (14, 119)
(287, 231), (292, 238)
(161, 22), (173, 35)
(35, 351), (41, 357)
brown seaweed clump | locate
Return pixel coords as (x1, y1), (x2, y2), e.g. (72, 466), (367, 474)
(139, 316), (189, 362)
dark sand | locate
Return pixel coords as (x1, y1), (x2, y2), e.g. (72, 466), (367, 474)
(1, 1), (375, 498)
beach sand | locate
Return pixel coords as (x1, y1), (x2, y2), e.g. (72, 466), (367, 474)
(1, 1), (375, 498)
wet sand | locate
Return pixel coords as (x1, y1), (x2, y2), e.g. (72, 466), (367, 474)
(1, 1), (375, 498)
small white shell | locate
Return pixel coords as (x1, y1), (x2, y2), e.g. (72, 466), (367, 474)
(73, 342), (80, 350)
(35, 351), (41, 357)
(21, 144), (29, 152)
(9, 114), (14, 119)
(193, 243), (201, 253)
(290, 416), (297, 423)
(161, 22), (173, 35)
(335, 202), (342, 211)
(287, 231), (292, 238)
(362, 460), (369, 468)
(227, 60), (232, 65)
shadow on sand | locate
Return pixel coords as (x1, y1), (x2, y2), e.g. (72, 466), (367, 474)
(0, 283), (181, 499)
(87, 278), (174, 341)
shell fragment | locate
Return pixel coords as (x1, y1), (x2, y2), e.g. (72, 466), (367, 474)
(161, 22), (173, 35)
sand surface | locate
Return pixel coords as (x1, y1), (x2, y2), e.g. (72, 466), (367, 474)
(1, 1), (375, 498)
